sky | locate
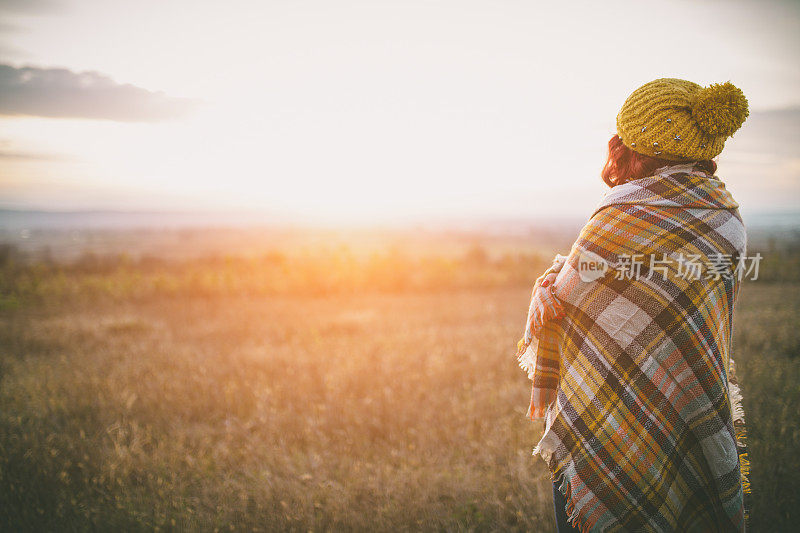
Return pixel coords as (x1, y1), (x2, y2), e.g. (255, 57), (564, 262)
(0, 0), (798, 224)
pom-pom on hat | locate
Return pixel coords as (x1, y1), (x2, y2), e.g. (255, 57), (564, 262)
(616, 78), (749, 161)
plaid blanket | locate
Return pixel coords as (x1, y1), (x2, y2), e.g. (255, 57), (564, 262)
(517, 163), (750, 532)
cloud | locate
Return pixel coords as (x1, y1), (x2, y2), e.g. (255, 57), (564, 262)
(0, 0), (59, 15)
(0, 149), (75, 161)
(0, 138), (77, 161)
(0, 64), (198, 122)
(749, 105), (800, 121)
(730, 106), (800, 159)
(0, 1), (65, 59)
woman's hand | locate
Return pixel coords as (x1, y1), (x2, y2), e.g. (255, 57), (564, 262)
(541, 272), (558, 289)
(518, 254), (568, 351)
(531, 272), (565, 338)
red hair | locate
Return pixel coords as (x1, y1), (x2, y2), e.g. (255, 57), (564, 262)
(601, 134), (717, 187)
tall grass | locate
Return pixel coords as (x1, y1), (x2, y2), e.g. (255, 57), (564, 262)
(0, 286), (556, 531)
(0, 249), (798, 531)
(0, 244), (552, 307)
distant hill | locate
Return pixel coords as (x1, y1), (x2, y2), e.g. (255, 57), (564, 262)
(0, 207), (797, 263)
(0, 208), (288, 231)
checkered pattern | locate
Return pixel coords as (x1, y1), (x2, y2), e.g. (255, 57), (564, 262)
(517, 163), (750, 532)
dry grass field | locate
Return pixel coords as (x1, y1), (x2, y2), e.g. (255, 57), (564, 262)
(1, 237), (799, 531)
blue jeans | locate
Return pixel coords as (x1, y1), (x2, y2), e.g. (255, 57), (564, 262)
(553, 482), (581, 532)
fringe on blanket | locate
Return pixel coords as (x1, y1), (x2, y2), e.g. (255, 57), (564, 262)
(516, 342), (535, 380)
(728, 358), (751, 529)
(554, 470), (594, 533)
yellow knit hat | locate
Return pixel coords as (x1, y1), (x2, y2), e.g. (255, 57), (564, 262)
(616, 78), (749, 161)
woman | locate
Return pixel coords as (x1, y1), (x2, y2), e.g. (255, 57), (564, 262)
(517, 78), (751, 532)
